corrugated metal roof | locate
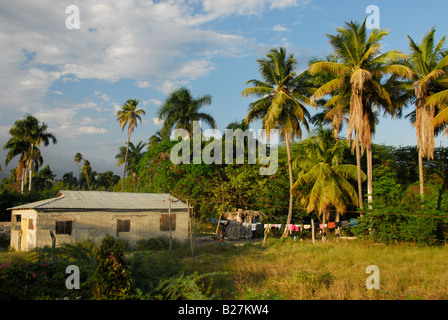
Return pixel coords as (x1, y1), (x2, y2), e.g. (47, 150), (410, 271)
(9, 190), (189, 211)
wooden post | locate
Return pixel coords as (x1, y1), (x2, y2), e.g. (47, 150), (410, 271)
(188, 200), (196, 271)
(311, 219), (315, 244)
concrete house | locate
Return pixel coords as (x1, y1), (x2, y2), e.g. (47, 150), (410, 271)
(9, 190), (189, 251)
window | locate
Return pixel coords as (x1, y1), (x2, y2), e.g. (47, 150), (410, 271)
(160, 214), (176, 231)
(28, 219), (34, 230)
(117, 219), (130, 236)
(56, 221), (72, 235)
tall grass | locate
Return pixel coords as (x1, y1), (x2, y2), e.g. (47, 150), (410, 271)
(183, 239), (448, 300)
(2, 238), (447, 300)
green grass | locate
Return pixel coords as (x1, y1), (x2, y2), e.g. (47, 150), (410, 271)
(1, 237), (448, 300)
(180, 238), (448, 300)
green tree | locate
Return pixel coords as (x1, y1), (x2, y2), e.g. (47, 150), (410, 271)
(62, 172), (78, 188)
(243, 47), (314, 236)
(3, 115), (57, 193)
(115, 141), (147, 192)
(156, 87), (216, 136)
(82, 160), (92, 191)
(117, 99), (146, 192)
(404, 28), (448, 199)
(309, 20), (412, 208)
(74, 153), (84, 189)
(292, 127), (365, 240)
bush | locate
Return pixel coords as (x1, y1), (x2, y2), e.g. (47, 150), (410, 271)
(129, 251), (183, 297)
(91, 236), (131, 300)
(153, 271), (227, 300)
(135, 237), (183, 251)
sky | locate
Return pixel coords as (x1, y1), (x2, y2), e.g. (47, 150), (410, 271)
(1, 0), (448, 180)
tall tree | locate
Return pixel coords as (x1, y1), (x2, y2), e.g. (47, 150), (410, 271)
(3, 115), (57, 192)
(115, 141), (147, 192)
(404, 28), (448, 199)
(82, 160), (92, 191)
(156, 87), (216, 136)
(74, 152), (84, 189)
(309, 20), (412, 209)
(116, 99), (146, 192)
(292, 127), (365, 241)
(242, 47), (314, 236)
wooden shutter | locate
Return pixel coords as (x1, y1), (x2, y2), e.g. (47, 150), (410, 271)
(56, 221), (72, 235)
(117, 219), (131, 235)
(160, 214), (176, 231)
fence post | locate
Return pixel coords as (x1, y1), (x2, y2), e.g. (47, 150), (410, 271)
(311, 219), (315, 244)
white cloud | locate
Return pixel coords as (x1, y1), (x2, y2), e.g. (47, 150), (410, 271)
(153, 117), (163, 126)
(135, 81), (151, 88)
(273, 24), (291, 32)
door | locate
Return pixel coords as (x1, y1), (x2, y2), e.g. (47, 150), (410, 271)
(21, 218), (27, 251)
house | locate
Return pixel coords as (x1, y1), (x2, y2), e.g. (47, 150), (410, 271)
(9, 190), (190, 251)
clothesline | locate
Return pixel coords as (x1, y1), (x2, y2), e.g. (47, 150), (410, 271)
(264, 218), (358, 230)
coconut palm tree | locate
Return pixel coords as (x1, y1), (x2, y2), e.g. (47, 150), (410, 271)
(115, 141), (147, 192)
(403, 28), (448, 199)
(82, 160), (92, 191)
(74, 152), (84, 189)
(242, 47), (314, 236)
(292, 127), (365, 241)
(309, 20), (413, 209)
(3, 115), (57, 192)
(156, 87), (216, 136)
(117, 99), (146, 192)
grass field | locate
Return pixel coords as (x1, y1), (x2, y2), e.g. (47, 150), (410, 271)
(179, 238), (448, 300)
(1, 236), (448, 300)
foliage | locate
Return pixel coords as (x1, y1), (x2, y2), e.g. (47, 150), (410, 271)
(91, 236), (131, 300)
(153, 271), (227, 300)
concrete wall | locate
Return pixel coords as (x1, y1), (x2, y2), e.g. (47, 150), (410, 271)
(10, 210), (37, 251)
(11, 209), (189, 250)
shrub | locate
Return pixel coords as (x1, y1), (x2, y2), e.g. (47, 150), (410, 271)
(153, 271), (227, 300)
(91, 236), (131, 300)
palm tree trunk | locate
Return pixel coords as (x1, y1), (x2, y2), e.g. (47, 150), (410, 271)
(28, 163), (32, 192)
(367, 144), (373, 209)
(419, 149), (424, 200)
(322, 209), (328, 242)
(122, 128), (132, 192)
(20, 168), (25, 194)
(355, 135), (364, 211)
(85, 173), (91, 191)
(282, 131), (294, 238)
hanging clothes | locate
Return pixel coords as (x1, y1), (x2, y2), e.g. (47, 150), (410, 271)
(327, 222), (336, 229)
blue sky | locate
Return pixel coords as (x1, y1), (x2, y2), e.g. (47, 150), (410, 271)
(1, 0), (448, 179)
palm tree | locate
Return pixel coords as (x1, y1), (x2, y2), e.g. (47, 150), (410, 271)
(292, 127), (365, 241)
(148, 127), (171, 148)
(81, 160), (92, 191)
(156, 87), (216, 136)
(242, 47), (314, 236)
(62, 172), (78, 188)
(115, 141), (147, 192)
(3, 115), (57, 192)
(74, 152), (84, 189)
(117, 99), (146, 192)
(309, 20), (413, 209)
(4, 137), (29, 193)
(404, 28), (448, 199)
